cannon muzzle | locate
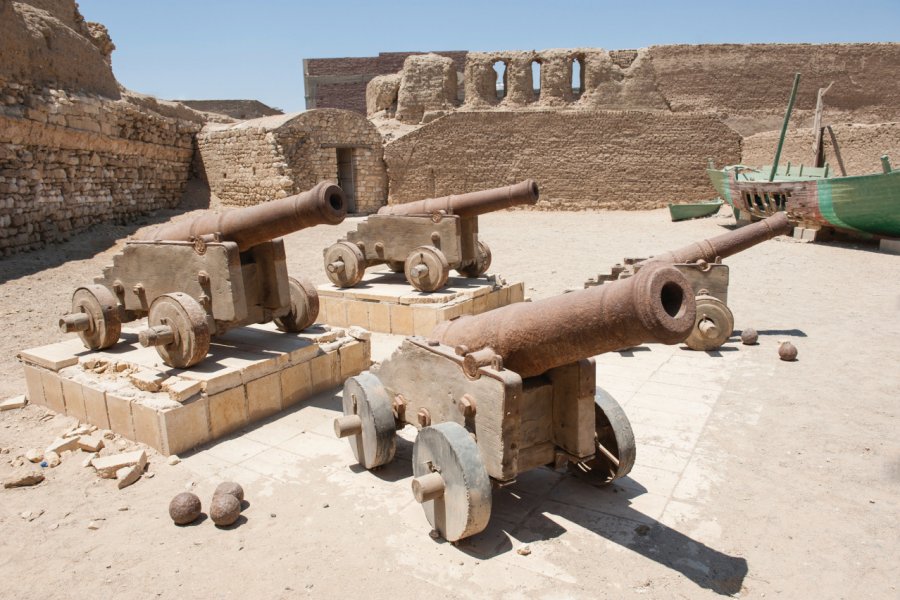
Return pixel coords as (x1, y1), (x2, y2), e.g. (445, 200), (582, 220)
(137, 182), (346, 251)
(431, 264), (697, 378)
(377, 180), (539, 218)
(646, 212), (791, 265)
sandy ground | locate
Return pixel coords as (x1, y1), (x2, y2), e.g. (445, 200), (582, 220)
(0, 203), (898, 599)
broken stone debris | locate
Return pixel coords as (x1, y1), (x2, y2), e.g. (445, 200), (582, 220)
(3, 469), (45, 488)
(115, 464), (142, 489)
(46, 436), (80, 455)
(0, 396), (27, 411)
(77, 435), (104, 452)
(91, 449), (147, 479)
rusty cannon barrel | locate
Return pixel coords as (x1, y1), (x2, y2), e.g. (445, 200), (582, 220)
(137, 181), (346, 252)
(377, 180), (539, 218)
(431, 264), (697, 379)
(645, 212), (791, 265)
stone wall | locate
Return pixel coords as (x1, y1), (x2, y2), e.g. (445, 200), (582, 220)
(197, 109), (387, 213)
(0, 0), (204, 255)
(180, 100), (283, 121)
(1, 0), (120, 98)
(741, 122), (900, 177)
(384, 111), (741, 210)
(369, 44), (900, 133)
(0, 85), (200, 254)
(304, 51), (467, 113)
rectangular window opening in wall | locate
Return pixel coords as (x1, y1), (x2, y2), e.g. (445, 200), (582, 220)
(571, 57), (584, 97)
(336, 147), (357, 213)
(493, 61), (507, 100)
(532, 60), (541, 98)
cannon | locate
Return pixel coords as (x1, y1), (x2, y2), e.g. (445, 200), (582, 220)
(59, 182), (347, 368)
(333, 263), (697, 541)
(585, 212), (791, 350)
(323, 180), (540, 292)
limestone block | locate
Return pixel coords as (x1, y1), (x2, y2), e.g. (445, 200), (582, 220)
(158, 396), (210, 456)
(246, 372), (282, 421)
(339, 340), (370, 380)
(60, 377), (87, 422)
(208, 385), (248, 439)
(280, 361), (312, 408)
(131, 401), (163, 450)
(309, 350), (339, 394)
(105, 392), (135, 440)
(23, 364), (45, 405)
(40, 369), (65, 414)
(82, 386), (110, 430)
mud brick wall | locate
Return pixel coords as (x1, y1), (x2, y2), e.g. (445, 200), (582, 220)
(648, 44), (900, 122)
(197, 109), (387, 212)
(740, 122), (900, 176)
(304, 51), (467, 113)
(384, 111), (741, 210)
(0, 84), (200, 255)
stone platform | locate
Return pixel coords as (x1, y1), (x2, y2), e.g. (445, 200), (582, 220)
(317, 271), (525, 335)
(18, 323), (370, 456)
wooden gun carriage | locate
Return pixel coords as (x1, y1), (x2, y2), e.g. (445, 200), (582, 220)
(585, 212), (790, 350)
(59, 182), (347, 368)
(333, 263), (698, 541)
(323, 180), (539, 292)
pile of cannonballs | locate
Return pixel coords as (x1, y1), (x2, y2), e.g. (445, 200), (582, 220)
(169, 481), (245, 527)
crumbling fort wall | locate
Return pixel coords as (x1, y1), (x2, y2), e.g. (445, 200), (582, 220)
(197, 109), (386, 213)
(0, 0), (203, 255)
(371, 44), (900, 210)
(304, 51), (467, 113)
(741, 122), (900, 177)
(384, 111), (741, 210)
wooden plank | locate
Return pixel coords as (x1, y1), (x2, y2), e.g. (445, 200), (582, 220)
(674, 263), (729, 304)
(97, 241), (245, 322)
(548, 359), (596, 459)
(347, 215), (462, 265)
(374, 339), (521, 481)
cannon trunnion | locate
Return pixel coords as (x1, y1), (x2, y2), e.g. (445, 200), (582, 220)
(334, 264), (698, 542)
(59, 183), (347, 368)
(324, 180), (539, 292)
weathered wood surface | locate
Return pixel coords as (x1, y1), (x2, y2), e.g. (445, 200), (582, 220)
(374, 338), (522, 481)
(347, 215), (463, 265)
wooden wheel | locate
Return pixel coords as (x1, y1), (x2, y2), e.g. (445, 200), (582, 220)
(64, 285), (121, 350)
(386, 260), (405, 273)
(684, 295), (734, 351)
(274, 276), (319, 332)
(411, 422), (492, 542)
(456, 240), (492, 278)
(404, 246), (450, 292)
(569, 388), (636, 485)
(334, 373), (396, 469)
(323, 242), (366, 288)
(144, 293), (210, 368)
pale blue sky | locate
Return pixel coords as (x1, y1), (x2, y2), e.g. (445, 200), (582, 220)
(78, 0), (900, 113)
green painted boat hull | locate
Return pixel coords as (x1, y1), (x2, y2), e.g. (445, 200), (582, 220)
(707, 166), (900, 238)
(668, 199), (723, 222)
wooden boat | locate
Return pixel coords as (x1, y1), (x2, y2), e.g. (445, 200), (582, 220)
(707, 74), (900, 238)
(668, 198), (723, 222)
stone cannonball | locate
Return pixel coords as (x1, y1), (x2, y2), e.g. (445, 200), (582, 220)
(213, 481), (244, 503)
(210, 492), (241, 526)
(740, 328), (759, 345)
(778, 341), (798, 361)
(169, 492), (201, 525)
